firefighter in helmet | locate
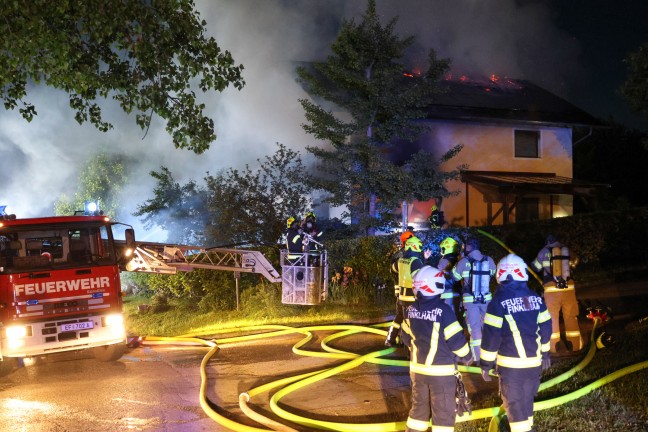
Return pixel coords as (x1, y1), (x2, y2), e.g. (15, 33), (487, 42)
(285, 216), (303, 262)
(301, 211), (322, 265)
(532, 234), (582, 353)
(437, 236), (461, 313)
(452, 236), (496, 362)
(384, 235), (426, 347)
(480, 254), (552, 432)
(401, 265), (472, 432)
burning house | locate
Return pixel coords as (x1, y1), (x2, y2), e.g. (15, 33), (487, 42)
(397, 75), (607, 228)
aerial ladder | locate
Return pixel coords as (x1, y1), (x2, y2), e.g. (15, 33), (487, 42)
(123, 240), (328, 306)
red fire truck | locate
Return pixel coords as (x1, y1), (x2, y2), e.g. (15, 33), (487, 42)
(0, 205), (135, 375)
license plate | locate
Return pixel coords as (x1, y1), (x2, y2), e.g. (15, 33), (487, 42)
(59, 321), (94, 332)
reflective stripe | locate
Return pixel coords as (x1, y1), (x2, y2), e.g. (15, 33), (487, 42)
(537, 309), (551, 323)
(484, 313), (503, 328)
(550, 332), (560, 340)
(510, 419), (532, 432)
(425, 322), (441, 366)
(481, 348), (497, 362)
(497, 354), (541, 368)
(470, 339), (481, 346)
(399, 294), (416, 302)
(440, 292), (454, 299)
(544, 285), (575, 292)
(432, 426), (455, 432)
(392, 322), (401, 329)
(444, 321), (463, 339)
(453, 344), (470, 358)
(462, 293), (492, 303)
(504, 314), (527, 359)
(565, 331), (581, 338)
(541, 342), (550, 352)
(406, 417), (430, 431)
(409, 362), (457, 376)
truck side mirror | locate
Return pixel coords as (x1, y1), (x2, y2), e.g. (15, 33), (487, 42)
(125, 228), (135, 248)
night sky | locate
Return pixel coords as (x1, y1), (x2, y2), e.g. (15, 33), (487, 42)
(547, 0), (648, 130)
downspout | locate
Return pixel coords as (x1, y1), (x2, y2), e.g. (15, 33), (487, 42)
(572, 127), (593, 146)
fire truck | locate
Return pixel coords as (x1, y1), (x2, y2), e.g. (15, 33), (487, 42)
(0, 204), (135, 376)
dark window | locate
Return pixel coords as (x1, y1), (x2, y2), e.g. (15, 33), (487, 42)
(514, 130), (540, 158)
(516, 197), (540, 222)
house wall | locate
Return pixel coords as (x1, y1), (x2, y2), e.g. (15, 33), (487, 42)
(410, 120), (574, 228)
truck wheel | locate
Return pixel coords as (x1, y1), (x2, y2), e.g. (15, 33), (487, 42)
(93, 343), (127, 362)
(0, 357), (18, 377)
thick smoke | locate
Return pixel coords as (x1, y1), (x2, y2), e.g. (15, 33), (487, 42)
(0, 0), (587, 241)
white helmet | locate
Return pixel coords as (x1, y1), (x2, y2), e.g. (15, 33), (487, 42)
(412, 266), (446, 297)
(496, 254), (529, 282)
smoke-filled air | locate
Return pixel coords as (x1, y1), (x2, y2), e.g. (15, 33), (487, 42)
(0, 0), (582, 241)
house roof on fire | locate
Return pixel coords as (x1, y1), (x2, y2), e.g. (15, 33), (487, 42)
(426, 78), (603, 127)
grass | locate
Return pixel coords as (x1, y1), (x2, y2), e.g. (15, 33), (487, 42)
(123, 294), (394, 337)
(122, 294), (648, 432)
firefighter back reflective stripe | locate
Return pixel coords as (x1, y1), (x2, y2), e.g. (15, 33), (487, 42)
(14, 277), (110, 297)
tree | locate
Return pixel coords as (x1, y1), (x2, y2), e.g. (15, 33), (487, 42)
(54, 152), (131, 219)
(621, 42), (648, 148)
(1, 0), (244, 154)
(296, 0), (459, 233)
(133, 167), (209, 244)
(135, 143), (312, 246)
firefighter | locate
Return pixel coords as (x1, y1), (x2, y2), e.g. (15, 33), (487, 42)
(452, 237), (496, 362)
(429, 204), (444, 229)
(531, 234), (583, 353)
(285, 216), (303, 263)
(384, 235), (426, 347)
(437, 237), (461, 313)
(401, 265), (472, 432)
(301, 211), (323, 265)
(480, 254), (552, 432)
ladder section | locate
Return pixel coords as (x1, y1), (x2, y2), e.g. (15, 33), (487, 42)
(125, 243), (282, 283)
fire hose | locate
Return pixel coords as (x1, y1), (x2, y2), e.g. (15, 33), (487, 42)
(138, 315), (648, 432)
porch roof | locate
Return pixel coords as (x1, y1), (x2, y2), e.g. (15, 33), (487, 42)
(461, 170), (610, 196)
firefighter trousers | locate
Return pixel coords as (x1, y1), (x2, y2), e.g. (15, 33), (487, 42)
(386, 299), (413, 345)
(464, 301), (489, 362)
(498, 367), (541, 432)
(406, 373), (456, 432)
(544, 289), (582, 352)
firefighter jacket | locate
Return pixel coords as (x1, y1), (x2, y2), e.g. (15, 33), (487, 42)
(531, 241), (574, 292)
(480, 281), (552, 370)
(401, 295), (470, 377)
(452, 250), (496, 304)
(391, 251), (424, 302)
(286, 227), (303, 257)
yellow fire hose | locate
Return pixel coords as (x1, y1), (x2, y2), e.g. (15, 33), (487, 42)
(140, 314), (647, 432)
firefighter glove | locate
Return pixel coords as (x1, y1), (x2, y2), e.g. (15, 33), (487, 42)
(542, 352), (552, 371)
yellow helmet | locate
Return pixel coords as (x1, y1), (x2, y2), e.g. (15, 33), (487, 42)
(439, 237), (459, 255)
(286, 216), (297, 228)
(404, 236), (423, 253)
(305, 211), (316, 221)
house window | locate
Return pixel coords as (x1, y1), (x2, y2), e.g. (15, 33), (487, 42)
(514, 130), (540, 158)
(516, 197), (539, 222)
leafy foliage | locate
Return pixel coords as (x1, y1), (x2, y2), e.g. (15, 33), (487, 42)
(0, 0), (244, 153)
(297, 0), (459, 233)
(621, 43), (648, 126)
(135, 143), (312, 245)
(134, 167), (209, 244)
(54, 152), (131, 218)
